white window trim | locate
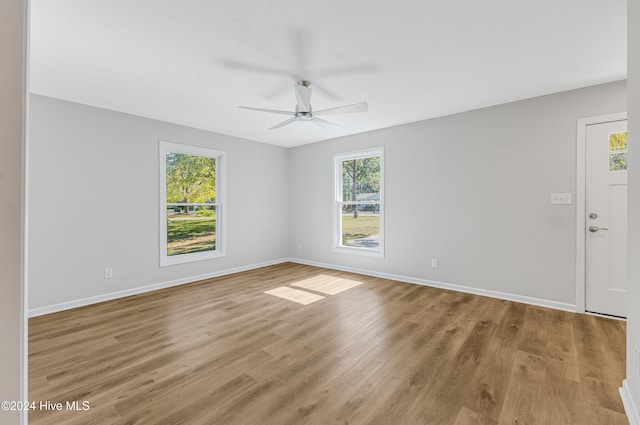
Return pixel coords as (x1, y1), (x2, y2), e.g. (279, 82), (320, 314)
(159, 141), (226, 266)
(333, 147), (385, 258)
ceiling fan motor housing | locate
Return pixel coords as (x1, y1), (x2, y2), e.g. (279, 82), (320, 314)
(238, 80), (368, 129)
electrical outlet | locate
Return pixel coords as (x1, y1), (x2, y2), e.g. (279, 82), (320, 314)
(431, 258), (439, 269)
(550, 192), (572, 205)
(104, 267), (113, 279)
(298, 243), (303, 251)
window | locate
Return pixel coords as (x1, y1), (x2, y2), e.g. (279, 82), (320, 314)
(159, 141), (225, 266)
(334, 148), (384, 256)
(609, 131), (628, 171)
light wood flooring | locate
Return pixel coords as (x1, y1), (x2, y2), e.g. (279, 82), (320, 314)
(29, 262), (628, 425)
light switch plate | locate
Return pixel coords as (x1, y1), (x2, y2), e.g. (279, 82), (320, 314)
(551, 193), (572, 205)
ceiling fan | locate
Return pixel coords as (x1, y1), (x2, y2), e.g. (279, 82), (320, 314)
(238, 80), (368, 130)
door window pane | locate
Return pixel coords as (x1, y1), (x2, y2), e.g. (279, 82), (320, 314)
(609, 132), (628, 171)
(609, 132), (628, 151)
(609, 153), (627, 172)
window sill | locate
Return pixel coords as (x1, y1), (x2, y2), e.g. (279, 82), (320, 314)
(332, 246), (384, 258)
(160, 251), (226, 267)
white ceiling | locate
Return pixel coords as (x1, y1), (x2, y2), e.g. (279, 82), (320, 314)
(30, 0), (626, 148)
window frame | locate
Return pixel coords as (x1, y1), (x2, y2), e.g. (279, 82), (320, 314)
(333, 147), (385, 257)
(159, 141), (226, 266)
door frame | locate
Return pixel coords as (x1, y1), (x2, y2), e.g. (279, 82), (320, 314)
(575, 112), (627, 313)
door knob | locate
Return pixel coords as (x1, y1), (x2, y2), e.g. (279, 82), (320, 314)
(589, 212), (598, 219)
(589, 225), (609, 232)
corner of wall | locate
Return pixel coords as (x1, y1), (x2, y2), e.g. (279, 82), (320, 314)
(623, 0), (640, 421)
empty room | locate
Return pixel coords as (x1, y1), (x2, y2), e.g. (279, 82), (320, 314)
(1, 0), (640, 424)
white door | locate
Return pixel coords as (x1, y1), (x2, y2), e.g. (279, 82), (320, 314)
(585, 119), (628, 318)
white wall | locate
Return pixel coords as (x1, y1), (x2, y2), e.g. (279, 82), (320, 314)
(289, 81), (626, 307)
(0, 0), (25, 423)
(28, 95), (289, 312)
(625, 0), (640, 420)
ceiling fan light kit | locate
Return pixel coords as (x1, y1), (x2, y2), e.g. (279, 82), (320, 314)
(238, 80), (368, 130)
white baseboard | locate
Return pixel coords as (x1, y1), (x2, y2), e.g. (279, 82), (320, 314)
(30, 257), (578, 317)
(621, 380), (640, 425)
(287, 257), (577, 313)
(28, 258), (289, 317)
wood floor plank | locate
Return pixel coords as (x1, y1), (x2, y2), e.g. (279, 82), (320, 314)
(29, 262), (628, 425)
(517, 306), (550, 356)
(497, 350), (547, 425)
(409, 302), (500, 425)
(461, 301), (522, 424)
(574, 314), (627, 415)
(543, 372), (584, 425)
(546, 311), (580, 382)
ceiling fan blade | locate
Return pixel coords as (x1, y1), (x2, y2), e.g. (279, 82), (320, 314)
(313, 102), (369, 115)
(238, 106), (294, 116)
(294, 83), (312, 112)
(264, 82), (294, 100)
(220, 59), (302, 80)
(269, 117), (298, 130)
(314, 64), (379, 79)
(311, 117), (339, 129)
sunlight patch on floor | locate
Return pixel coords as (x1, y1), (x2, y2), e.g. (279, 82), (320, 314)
(290, 275), (362, 295)
(264, 286), (325, 305)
